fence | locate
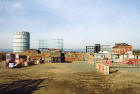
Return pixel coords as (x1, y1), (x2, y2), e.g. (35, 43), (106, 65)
(122, 59), (140, 65)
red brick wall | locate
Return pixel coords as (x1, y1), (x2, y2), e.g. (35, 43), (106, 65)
(113, 46), (132, 55)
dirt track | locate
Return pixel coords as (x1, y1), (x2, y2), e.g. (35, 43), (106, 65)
(0, 62), (140, 94)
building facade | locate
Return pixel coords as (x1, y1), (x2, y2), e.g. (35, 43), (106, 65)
(86, 46), (94, 53)
(100, 45), (111, 52)
(113, 43), (132, 55)
(94, 44), (101, 53)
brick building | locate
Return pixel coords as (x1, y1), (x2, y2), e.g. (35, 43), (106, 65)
(113, 43), (133, 55)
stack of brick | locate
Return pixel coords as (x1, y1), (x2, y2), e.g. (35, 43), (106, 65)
(65, 52), (84, 62)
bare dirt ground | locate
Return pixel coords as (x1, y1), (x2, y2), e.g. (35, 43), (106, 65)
(0, 62), (140, 94)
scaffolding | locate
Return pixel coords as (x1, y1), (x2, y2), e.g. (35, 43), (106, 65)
(38, 39), (63, 52)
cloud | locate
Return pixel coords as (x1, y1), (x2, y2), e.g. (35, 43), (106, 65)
(0, 0), (140, 49)
(12, 2), (22, 8)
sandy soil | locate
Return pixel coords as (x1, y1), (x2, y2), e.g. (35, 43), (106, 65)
(0, 62), (140, 94)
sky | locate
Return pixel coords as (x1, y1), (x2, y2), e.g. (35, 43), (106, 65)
(0, 0), (140, 49)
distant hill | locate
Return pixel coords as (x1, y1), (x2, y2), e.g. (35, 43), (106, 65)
(64, 48), (86, 52)
(0, 49), (86, 53)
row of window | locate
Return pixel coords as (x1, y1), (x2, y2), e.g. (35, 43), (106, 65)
(114, 48), (131, 52)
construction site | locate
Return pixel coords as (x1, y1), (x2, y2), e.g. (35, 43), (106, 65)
(0, 31), (140, 94)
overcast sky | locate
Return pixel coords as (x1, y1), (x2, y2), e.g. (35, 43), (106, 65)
(0, 0), (140, 49)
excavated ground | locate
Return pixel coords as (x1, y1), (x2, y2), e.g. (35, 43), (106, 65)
(0, 62), (140, 94)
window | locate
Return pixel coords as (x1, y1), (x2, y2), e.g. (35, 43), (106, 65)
(121, 48), (124, 51)
(127, 48), (130, 51)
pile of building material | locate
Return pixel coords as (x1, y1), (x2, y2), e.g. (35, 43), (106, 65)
(15, 50), (65, 64)
(65, 52), (84, 62)
(96, 63), (110, 75)
(50, 52), (62, 63)
(41, 52), (51, 63)
(40, 52), (65, 63)
(0, 52), (6, 61)
(5, 53), (46, 68)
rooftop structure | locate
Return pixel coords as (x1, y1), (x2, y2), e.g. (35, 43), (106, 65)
(115, 43), (131, 46)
